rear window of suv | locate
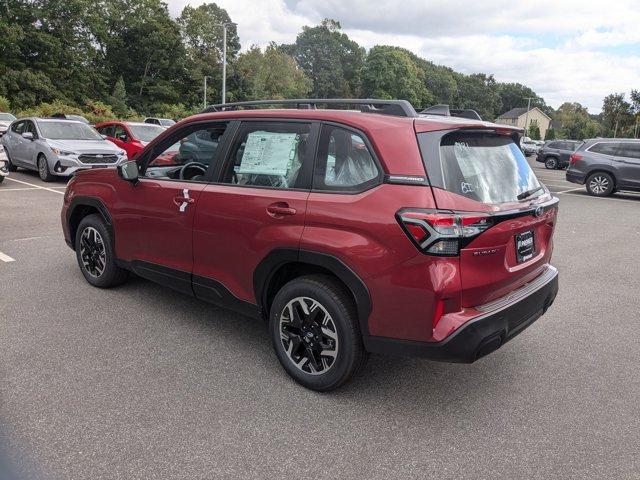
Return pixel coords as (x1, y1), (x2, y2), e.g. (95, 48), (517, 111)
(435, 132), (542, 204)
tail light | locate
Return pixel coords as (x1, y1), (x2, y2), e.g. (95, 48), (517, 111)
(397, 209), (493, 256)
(569, 153), (582, 165)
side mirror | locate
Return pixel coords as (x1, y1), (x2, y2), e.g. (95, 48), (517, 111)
(117, 160), (139, 185)
(117, 134), (128, 142)
(22, 132), (34, 141)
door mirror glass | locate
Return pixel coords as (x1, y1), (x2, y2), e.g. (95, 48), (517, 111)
(21, 132), (34, 140)
(117, 134), (128, 142)
(118, 160), (139, 183)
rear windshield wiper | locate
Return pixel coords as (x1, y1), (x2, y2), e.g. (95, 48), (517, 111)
(517, 186), (544, 201)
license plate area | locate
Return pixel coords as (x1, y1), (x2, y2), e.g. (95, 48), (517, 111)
(515, 230), (535, 263)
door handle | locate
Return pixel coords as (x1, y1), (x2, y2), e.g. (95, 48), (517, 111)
(267, 202), (297, 217)
(173, 189), (194, 212)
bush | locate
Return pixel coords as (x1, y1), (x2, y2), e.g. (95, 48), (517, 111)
(150, 103), (196, 121)
(0, 95), (10, 112)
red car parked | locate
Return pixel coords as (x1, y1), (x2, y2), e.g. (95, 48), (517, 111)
(62, 99), (559, 391)
(95, 121), (179, 165)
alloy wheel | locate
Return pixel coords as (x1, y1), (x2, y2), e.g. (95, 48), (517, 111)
(80, 226), (106, 278)
(279, 296), (339, 375)
(38, 157), (46, 178)
(545, 157), (557, 169)
(589, 175), (609, 194)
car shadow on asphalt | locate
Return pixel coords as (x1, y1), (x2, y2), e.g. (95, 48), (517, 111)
(113, 273), (526, 405)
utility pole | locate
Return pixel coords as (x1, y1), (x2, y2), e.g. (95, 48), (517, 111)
(203, 76), (210, 110)
(221, 22), (237, 104)
(523, 97), (535, 138)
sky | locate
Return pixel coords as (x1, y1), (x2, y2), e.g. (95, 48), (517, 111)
(166, 0), (640, 113)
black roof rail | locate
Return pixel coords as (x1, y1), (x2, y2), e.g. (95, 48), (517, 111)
(420, 104), (483, 121)
(202, 98), (418, 118)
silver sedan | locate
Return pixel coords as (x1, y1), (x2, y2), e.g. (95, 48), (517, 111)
(1, 118), (127, 181)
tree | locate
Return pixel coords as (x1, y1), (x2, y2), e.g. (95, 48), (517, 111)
(178, 3), (240, 105)
(454, 73), (502, 120)
(528, 119), (541, 140)
(282, 19), (365, 98)
(109, 76), (129, 117)
(545, 128), (556, 140)
(601, 93), (633, 137)
(555, 102), (601, 140)
(235, 44), (311, 101)
(361, 46), (433, 107)
(498, 83), (550, 117)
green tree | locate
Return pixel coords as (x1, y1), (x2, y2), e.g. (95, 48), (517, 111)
(454, 73), (502, 120)
(498, 83), (550, 117)
(545, 127), (556, 140)
(109, 76), (129, 117)
(178, 3), (240, 106)
(282, 19), (364, 98)
(601, 93), (633, 137)
(361, 46), (433, 107)
(236, 44), (311, 101)
(555, 102), (601, 140)
(528, 119), (541, 140)
(0, 96), (10, 112)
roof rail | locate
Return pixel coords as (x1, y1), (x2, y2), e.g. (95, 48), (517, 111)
(202, 98), (418, 118)
(420, 104), (483, 121)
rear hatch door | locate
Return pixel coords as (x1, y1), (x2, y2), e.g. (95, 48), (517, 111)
(417, 129), (558, 307)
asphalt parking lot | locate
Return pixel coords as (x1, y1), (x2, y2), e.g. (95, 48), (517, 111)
(1, 160), (639, 479)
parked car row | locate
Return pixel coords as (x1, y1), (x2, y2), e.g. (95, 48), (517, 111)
(566, 138), (640, 196)
(1, 118), (128, 181)
(536, 140), (582, 169)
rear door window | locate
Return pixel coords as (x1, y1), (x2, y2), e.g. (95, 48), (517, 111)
(436, 133), (541, 204)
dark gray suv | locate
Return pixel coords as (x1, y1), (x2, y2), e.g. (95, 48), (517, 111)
(566, 139), (640, 196)
(536, 140), (581, 169)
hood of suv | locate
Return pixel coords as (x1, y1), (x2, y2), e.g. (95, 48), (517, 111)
(47, 139), (121, 155)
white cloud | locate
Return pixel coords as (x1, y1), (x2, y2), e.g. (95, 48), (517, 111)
(166, 0), (640, 112)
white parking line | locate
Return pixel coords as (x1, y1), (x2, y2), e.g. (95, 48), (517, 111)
(0, 251), (16, 262)
(4, 177), (65, 195)
(557, 191), (640, 204)
(555, 187), (585, 194)
(0, 187), (40, 192)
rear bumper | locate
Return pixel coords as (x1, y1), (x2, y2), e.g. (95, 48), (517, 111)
(565, 169), (585, 184)
(364, 265), (559, 363)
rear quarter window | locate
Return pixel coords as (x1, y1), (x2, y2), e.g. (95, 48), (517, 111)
(589, 143), (619, 155)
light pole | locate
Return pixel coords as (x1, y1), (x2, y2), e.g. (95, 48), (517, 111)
(203, 75), (211, 110)
(221, 22), (237, 104)
(523, 97), (535, 138)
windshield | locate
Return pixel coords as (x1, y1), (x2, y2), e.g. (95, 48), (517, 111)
(38, 121), (103, 141)
(438, 133), (542, 204)
(0, 113), (16, 121)
(128, 124), (166, 142)
(159, 119), (175, 127)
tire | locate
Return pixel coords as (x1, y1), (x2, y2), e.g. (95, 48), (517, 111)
(74, 214), (128, 288)
(269, 275), (368, 392)
(5, 150), (17, 172)
(37, 154), (53, 182)
(544, 157), (558, 170)
(0, 176), (4, 183)
(586, 172), (614, 197)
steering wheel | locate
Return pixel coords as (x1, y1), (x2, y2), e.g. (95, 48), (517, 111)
(179, 161), (207, 180)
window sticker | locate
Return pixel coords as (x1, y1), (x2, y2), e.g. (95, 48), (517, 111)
(237, 131), (299, 176)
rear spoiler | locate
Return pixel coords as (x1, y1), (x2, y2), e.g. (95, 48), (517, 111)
(420, 104), (482, 121)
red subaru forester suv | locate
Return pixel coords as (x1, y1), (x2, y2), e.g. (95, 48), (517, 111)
(61, 99), (559, 391)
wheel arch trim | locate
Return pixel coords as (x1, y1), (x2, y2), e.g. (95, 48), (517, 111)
(254, 248), (373, 335)
(67, 196), (114, 250)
